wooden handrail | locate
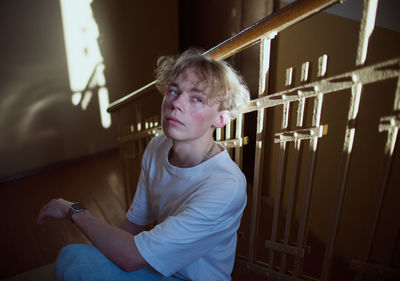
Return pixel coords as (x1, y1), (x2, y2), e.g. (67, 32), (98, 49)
(107, 81), (157, 113)
(107, 0), (340, 113)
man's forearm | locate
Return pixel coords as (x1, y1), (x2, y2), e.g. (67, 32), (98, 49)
(119, 218), (149, 235)
(72, 210), (148, 272)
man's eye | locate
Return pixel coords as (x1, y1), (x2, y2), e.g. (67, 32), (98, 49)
(193, 97), (203, 103)
(168, 89), (178, 96)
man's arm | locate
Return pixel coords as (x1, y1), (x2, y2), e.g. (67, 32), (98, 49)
(37, 198), (148, 272)
(120, 218), (149, 235)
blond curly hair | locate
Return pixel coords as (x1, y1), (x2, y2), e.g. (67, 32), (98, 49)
(155, 49), (250, 119)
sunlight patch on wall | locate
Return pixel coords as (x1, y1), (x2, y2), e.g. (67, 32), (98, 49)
(59, 0), (111, 128)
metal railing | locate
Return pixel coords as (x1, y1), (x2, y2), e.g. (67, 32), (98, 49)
(107, 0), (400, 280)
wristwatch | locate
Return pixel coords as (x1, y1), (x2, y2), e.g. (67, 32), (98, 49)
(67, 202), (86, 220)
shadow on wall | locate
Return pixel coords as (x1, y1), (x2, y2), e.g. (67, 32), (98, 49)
(0, 0), (182, 180)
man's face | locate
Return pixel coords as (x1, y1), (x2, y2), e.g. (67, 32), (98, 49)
(161, 67), (220, 142)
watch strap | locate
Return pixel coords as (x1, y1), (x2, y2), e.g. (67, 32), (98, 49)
(67, 202), (86, 221)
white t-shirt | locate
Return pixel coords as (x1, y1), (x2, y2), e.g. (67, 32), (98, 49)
(126, 134), (247, 281)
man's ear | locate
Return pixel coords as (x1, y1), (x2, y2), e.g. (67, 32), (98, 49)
(213, 110), (231, 129)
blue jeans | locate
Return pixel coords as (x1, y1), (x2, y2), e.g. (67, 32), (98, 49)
(55, 244), (183, 281)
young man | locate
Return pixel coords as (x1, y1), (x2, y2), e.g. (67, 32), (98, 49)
(37, 49), (250, 281)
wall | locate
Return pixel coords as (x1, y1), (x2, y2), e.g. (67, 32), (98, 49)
(0, 0), (178, 180)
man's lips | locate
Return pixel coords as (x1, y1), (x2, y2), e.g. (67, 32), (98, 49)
(166, 117), (184, 126)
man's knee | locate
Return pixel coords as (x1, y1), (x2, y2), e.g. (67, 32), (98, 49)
(55, 244), (95, 281)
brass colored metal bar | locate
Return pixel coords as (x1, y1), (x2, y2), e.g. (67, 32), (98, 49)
(281, 87), (308, 273)
(356, 0), (378, 66)
(215, 128), (222, 141)
(301, 61), (310, 82)
(317, 55), (328, 77)
(274, 125), (327, 143)
(362, 81), (400, 265)
(286, 67), (294, 87)
(220, 136), (249, 149)
(379, 115), (400, 134)
(248, 37), (271, 263)
(321, 82), (363, 281)
(225, 120), (232, 140)
(293, 94), (324, 277)
(364, 146), (397, 264)
(269, 141), (288, 271)
(265, 239), (305, 257)
(234, 115), (244, 168)
(282, 102), (290, 129)
(387, 79), (400, 266)
(243, 57), (400, 114)
(280, 139), (302, 274)
(107, 0), (341, 113)
(223, 120), (233, 159)
(297, 98), (306, 127)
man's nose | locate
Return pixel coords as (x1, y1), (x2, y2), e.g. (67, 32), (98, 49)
(172, 92), (187, 111)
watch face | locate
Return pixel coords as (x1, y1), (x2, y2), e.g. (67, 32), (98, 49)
(71, 202), (84, 212)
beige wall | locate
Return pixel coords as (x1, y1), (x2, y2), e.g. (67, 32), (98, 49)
(0, 0), (178, 180)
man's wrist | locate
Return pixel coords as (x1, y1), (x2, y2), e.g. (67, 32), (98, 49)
(66, 202), (86, 221)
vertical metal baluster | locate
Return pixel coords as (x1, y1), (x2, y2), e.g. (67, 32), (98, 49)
(216, 127), (222, 142)
(318, 55), (328, 78)
(360, 77), (400, 273)
(286, 67), (293, 86)
(293, 93), (324, 277)
(282, 101), (290, 129)
(280, 138), (301, 274)
(297, 95), (305, 127)
(225, 120), (233, 158)
(280, 63), (309, 274)
(321, 78), (363, 281)
(293, 56), (327, 277)
(322, 0), (378, 277)
(248, 35), (273, 264)
(356, 0), (378, 66)
(235, 115), (244, 169)
(269, 140), (288, 271)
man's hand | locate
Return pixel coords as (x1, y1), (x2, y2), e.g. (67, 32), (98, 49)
(37, 198), (73, 224)
(36, 198), (148, 271)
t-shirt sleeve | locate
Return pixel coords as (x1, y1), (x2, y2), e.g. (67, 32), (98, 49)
(134, 176), (246, 277)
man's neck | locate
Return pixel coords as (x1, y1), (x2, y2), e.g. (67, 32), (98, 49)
(169, 137), (219, 168)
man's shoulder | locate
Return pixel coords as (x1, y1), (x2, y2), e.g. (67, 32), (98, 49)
(141, 134), (170, 168)
(203, 152), (247, 195)
(149, 133), (168, 146)
(209, 150), (245, 180)
(146, 134), (170, 152)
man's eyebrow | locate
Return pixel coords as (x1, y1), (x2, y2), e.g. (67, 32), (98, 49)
(168, 83), (206, 96)
(168, 82), (178, 88)
(191, 87), (206, 95)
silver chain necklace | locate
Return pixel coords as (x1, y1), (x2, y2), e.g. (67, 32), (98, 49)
(201, 141), (216, 163)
